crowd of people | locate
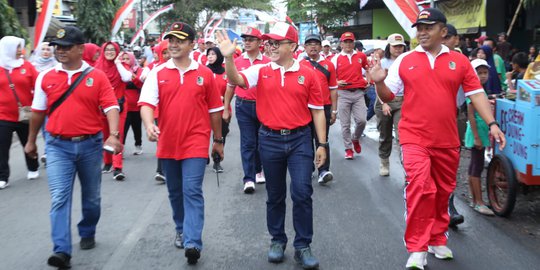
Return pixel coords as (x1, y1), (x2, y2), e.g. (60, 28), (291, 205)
(2, 6), (539, 269)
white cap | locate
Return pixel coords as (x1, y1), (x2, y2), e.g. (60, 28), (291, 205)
(204, 37), (215, 44)
(322, 40), (331, 47)
(387, 33), (406, 46)
(471, 59), (490, 69)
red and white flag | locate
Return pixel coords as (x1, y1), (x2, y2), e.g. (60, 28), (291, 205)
(382, 0), (420, 38)
(111, 0), (137, 39)
(33, 0), (56, 50)
(130, 3), (174, 46)
(285, 16), (298, 30)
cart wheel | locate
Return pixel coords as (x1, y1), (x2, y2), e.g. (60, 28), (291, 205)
(486, 154), (517, 217)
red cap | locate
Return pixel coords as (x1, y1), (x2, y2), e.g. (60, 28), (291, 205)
(340, 32), (355, 41)
(241, 27), (263, 39)
(474, 35), (487, 43)
(197, 38), (204, 44)
(262, 22), (298, 43)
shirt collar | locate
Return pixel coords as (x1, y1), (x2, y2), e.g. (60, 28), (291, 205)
(54, 61), (91, 73)
(164, 58), (199, 72)
(242, 52), (263, 61)
(340, 50), (357, 57)
(414, 45), (450, 57)
(270, 59), (300, 72)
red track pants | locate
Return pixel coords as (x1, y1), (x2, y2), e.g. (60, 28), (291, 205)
(402, 144), (460, 252)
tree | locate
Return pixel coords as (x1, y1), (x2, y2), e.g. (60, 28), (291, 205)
(0, 0), (28, 40)
(76, 0), (118, 44)
(287, 0), (358, 35)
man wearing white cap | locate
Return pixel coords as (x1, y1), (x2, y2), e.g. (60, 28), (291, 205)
(321, 40), (333, 59)
(217, 22), (327, 269)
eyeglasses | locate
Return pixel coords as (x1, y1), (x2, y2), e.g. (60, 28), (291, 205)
(104, 48), (116, 52)
(243, 37), (259, 43)
(267, 40), (294, 49)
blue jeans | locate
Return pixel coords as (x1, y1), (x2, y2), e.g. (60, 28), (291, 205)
(365, 85), (376, 121)
(235, 98), (262, 183)
(258, 126), (314, 249)
(162, 158), (206, 250)
(45, 131), (103, 255)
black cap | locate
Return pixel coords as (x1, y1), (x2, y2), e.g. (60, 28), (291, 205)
(163, 22), (196, 41)
(411, 8), (447, 28)
(304, 34), (321, 44)
(445, 24), (458, 37)
(50, 26), (85, 46)
(355, 40), (364, 51)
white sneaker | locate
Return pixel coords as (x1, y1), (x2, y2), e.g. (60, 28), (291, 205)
(317, 171), (333, 185)
(428, 245), (453, 260)
(255, 172), (266, 184)
(27, 171), (40, 180)
(406, 252), (427, 270)
(133, 145), (143, 155)
(379, 158), (390, 176)
(243, 181), (255, 193)
(0, 181), (9, 189)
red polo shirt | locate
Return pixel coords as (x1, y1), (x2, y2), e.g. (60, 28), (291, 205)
(0, 61), (38, 122)
(32, 62), (119, 136)
(331, 51), (368, 90)
(240, 60), (324, 130)
(300, 57), (338, 105)
(213, 72), (231, 113)
(384, 45), (484, 148)
(191, 50), (207, 65)
(138, 59), (224, 160)
(234, 52), (270, 100)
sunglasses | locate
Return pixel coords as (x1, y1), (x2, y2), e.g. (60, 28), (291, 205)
(267, 40), (294, 49)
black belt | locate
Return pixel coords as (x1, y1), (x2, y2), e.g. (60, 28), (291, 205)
(343, 88), (366, 92)
(236, 97), (256, 103)
(261, 125), (308, 135)
(50, 133), (99, 141)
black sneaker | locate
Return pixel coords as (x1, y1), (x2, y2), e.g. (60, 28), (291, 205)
(102, 164), (113, 174)
(47, 252), (71, 269)
(294, 247), (319, 269)
(449, 214), (464, 227)
(213, 163), (224, 173)
(185, 247), (201, 265)
(154, 173), (165, 183)
(174, 232), (184, 249)
(80, 237), (96, 250)
(113, 168), (125, 181)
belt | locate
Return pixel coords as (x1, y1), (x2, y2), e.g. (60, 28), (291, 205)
(342, 88), (366, 92)
(236, 97), (256, 103)
(50, 133), (99, 142)
(261, 125), (308, 135)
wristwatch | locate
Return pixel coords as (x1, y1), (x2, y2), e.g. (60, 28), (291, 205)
(213, 137), (225, 144)
(488, 121), (500, 128)
(331, 110), (338, 114)
(318, 142), (329, 147)
(110, 131), (120, 138)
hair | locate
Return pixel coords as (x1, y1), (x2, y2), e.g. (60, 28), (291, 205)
(470, 48), (480, 59)
(483, 37), (496, 47)
(512, 52), (529, 69)
(383, 43), (407, 59)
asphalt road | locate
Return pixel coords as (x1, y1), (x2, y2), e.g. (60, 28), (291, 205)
(0, 119), (539, 270)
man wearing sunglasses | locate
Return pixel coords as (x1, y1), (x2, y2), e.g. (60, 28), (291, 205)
(217, 22), (327, 269)
(222, 27), (270, 194)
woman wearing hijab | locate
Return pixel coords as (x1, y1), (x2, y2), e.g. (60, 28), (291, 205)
(30, 42), (58, 72)
(0, 36), (40, 189)
(94, 41), (132, 180)
(206, 47), (229, 173)
(82, 43), (100, 67)
(478, 45), (502, 95)
(122, 52), (144, 155)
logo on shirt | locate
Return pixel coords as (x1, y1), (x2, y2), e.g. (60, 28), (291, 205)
(223, 74), (227, 80)
(298, 75), (305, 85)
(20, 68), (26, 74)
(323, 64), (328, 69)
(86, 77), (94, 87)
(449, 61), (456, 70)
(408, 66), (416, 70)
(358, 58), (363, 64)
(197, 76), (204, 85)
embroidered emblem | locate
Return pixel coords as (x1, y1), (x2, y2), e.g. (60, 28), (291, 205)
(324, 65), (328, 69)
(197, 76), (204, 85)
(449, 61), (456, 70)
(358, 58), (362, 64)
(223, 74), (227, 80)
(418, 10), (431, 19)
(56, 29), (66, 39)
(173, 23), (183, 31)
(85, 77), (94, 87)
(298, 75), (305, 84)
(20, 68), (26, 74)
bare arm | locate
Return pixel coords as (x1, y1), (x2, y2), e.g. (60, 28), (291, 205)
(311, 109), (327, 168)
(467, 103), (482, 148)
(24, 111), (46, 158)
(140, 106), (160, 141)
(222, 84), (235, 123)
(104, 108), (123, 153)
(210, 111), (224, 160)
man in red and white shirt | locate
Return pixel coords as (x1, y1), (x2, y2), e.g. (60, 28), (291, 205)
(190, 38), (207, 65)
(368, 9), (506, 269)
(321, 40), (333, 59)
(300, 34), (338, 185)
(222, 26), (270, 193)
(218, 22), (327, 269)
(25, 26), (122, 269)
(331, 32), (369, 159)
(139, 22), (224, 265)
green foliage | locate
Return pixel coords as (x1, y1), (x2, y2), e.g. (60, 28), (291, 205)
(523, 0), (540, 9)
(0, 0), (28, 40)
(75, 0), (118, 44)
(287, 0), (358, 33)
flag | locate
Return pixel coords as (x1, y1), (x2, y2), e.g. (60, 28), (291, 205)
(207, 14), (225, 38)
(33, 0), (56, 50)
(111, 0), (137, 39)
(285, 16), (298, 30)
(129, 3), (175, 46)
(382, 0), (420, 38)
(359, 0), (370, 9)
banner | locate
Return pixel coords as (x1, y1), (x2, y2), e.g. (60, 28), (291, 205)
(34, 0), (57, 50)
(129, 3), (175, 46)
(111, 0), (137, 39)
(438, 0), (486, 34)
(382, 0), (420, 38)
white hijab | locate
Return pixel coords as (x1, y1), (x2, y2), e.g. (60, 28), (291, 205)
(31, 42), (58, 72)
(0, 36), (25, 71)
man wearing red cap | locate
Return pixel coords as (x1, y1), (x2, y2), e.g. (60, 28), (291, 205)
(191, 38), (207, 65)
(222, 26), (270, 193)
(139, 22), (224, 265)
(368, 8), (506, 269)
(331, 31), (369, 160)
(217, 22), (327, 269)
